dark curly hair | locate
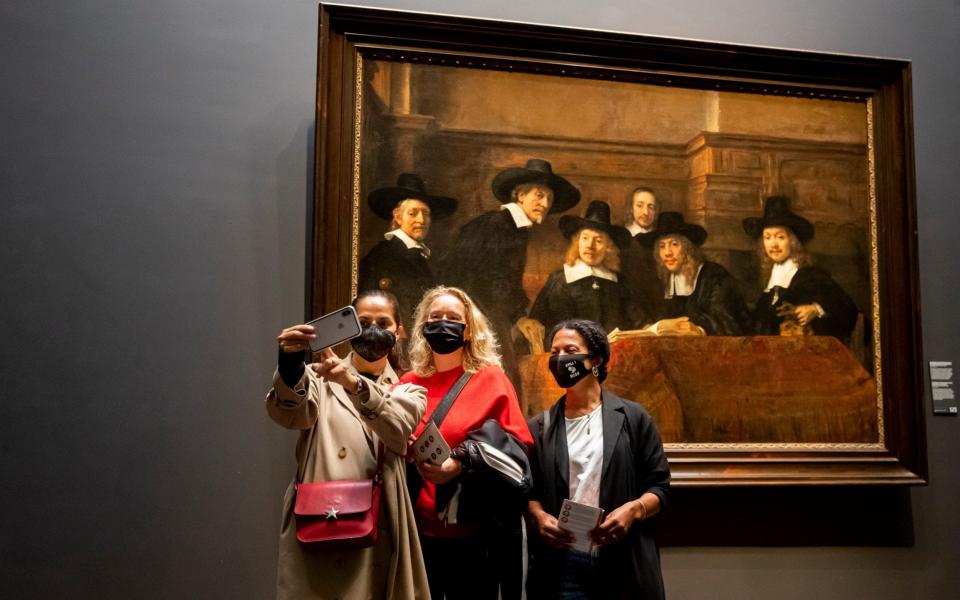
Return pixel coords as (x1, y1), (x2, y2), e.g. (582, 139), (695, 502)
(547, 319), (611, 383)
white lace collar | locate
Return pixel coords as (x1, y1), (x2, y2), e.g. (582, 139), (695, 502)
(765, 258), (799, 291)
(501, 202), (533, 229)
(627, 222), (653, 236)
(563, 260), (618, 284)
(384, 229), (430, 257)
(665, 263), (704, 298)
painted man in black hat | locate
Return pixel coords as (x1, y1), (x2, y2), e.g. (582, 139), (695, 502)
(359, 173), (457, 325)
(743, 195), (858, 340)
(441, 158), (581, 338)
(638, 212), (753, 336)
(528, 200), (647, 348)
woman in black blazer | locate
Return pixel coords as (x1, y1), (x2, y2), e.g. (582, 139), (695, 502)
(526, 319), (670, 600)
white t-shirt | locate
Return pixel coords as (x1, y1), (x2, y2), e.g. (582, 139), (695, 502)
(566, 404), (604, 507)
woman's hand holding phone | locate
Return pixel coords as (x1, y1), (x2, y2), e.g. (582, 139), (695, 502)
(277, 324), (316, 353)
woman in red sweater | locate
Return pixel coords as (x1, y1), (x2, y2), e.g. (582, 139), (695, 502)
(402, 285), (533, 600)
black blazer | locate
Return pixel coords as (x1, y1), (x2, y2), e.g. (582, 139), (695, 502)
(527, 392), (670, 600)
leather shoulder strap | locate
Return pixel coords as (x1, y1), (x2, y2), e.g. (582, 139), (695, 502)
(429, 371), (473, 427)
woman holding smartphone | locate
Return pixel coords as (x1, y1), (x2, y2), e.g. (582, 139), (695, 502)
(266, 290), (429, 600)
(526, 319), (670, 600)
(402, 285), (533, 600)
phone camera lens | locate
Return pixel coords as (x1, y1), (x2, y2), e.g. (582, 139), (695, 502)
(342, 310), (350, 316)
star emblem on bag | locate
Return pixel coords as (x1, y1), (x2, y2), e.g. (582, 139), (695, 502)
(325, 507), (339, 519)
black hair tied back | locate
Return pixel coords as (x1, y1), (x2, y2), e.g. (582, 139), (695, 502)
(547, 319), (611, 383)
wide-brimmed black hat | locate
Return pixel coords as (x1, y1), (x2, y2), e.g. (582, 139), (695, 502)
(491, 158), (581, 214)
(559, 200), (632, 249)
(367, 173), (458, 221)
(742, 195), (814, 243)
(636, 212), (708, 248)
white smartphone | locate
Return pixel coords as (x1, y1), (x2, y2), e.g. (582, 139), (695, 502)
(306, 305), (362, 352)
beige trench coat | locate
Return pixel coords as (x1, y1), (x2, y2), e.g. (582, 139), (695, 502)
(266, 354), (430, 600)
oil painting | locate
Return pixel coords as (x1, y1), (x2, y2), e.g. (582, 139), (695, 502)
(312, 3), (925, 484)
(357, 58), (876, 447)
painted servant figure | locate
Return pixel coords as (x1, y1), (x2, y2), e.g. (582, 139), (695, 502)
(528, 200), (647, 349)
(442, 158), (581, 360)
(359, 173), (458, 325)
(637, 212), (753, 336)
(742, 195), (858, 341)
(620, 187), (665, 318)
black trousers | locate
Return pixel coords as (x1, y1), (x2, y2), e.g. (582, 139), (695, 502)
(420, 526), (523, 600)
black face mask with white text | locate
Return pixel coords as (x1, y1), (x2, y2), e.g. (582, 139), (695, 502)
(422, 319), (466, 355)
(548, 353), (593, 388)
(350, 324), (397, 362)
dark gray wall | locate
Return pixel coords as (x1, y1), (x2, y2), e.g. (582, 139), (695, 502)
(1, 1), (957, 598)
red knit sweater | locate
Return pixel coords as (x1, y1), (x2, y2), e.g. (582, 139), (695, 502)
(402, 364), (533, 537)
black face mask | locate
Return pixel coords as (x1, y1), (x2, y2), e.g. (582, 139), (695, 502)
(350, 324), (396, 362)
(423, 320), (466, 355)
(548, 353), (594, 388)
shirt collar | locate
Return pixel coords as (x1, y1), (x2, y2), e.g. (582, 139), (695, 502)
(765, 258), (799, 291)
(563, 260), (618, 283)
(385, 228), (430, 257)
(627, 222), (654, 236)
(665, 263), (704, 298)
(501, 202), (534, 229)
(345, 351), (398, 385)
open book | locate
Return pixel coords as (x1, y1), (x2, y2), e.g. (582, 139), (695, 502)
(608, 317), (706, 342)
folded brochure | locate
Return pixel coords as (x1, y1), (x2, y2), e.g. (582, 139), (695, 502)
(413, 420), (451, 465)
(557, 498), (604, 553)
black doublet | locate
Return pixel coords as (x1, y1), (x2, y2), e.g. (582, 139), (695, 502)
(529, 270), (646, 346)
(621, 234), (665, 318)
(358, 236), (435, 323)
(752, 265), (858, 340)
(441, 209), (531, 325)
(659, 261), (753, 336)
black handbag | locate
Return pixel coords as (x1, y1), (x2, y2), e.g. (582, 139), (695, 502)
(444, 418), (533, 527)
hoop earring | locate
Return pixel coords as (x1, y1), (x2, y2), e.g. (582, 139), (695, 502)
(592, 366), (600, 378)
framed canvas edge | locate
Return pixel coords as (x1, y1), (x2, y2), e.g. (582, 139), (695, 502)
(310, 2), (928, 487)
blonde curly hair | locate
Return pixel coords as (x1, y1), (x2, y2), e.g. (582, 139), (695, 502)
(407, 286), (502, 376)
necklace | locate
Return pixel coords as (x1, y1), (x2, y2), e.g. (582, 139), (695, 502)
(587, 404), (600, 435)
(567, 401), (602, 434)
